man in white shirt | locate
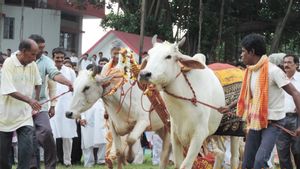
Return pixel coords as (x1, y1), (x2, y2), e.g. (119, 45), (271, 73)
(0, 39), (42, 169)
(218, 33), (300, 169)
(276, 54), (300, 169)
(49, 47), (77, 166)
(79, 53), (92, 70)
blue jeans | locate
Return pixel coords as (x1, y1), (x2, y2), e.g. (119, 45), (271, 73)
(276, 114), (300, 169)
(242, 119), (285, 169)
(0, 126), (34, 169)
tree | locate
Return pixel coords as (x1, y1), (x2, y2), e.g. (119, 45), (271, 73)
(83, 0), (300, 62)
(270, 0), (293, 53)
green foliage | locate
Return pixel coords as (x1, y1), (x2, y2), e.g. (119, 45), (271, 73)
(100, 0), (300, 61)
(101, 12), (140, 33)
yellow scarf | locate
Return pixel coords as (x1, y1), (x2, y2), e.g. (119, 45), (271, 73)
(237, 55), (269, 130)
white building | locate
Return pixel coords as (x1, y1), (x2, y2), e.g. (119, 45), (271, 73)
(0, 0), (104, 56)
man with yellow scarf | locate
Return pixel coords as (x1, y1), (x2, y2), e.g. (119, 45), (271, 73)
(218, 33), (300, 169)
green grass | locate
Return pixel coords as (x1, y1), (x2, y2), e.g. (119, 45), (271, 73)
(13, 151), (171, 169)
(55, 155), (166, 169)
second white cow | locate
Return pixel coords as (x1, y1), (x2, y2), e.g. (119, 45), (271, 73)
(66, 65), (171, 169)
(139, 36), (230, 169)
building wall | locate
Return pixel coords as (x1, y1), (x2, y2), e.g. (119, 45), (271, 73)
(1, 5), (60, 53)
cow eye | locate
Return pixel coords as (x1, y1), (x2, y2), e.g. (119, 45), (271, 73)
(82, 86), (90, 92)
(165, 55), (171, 59)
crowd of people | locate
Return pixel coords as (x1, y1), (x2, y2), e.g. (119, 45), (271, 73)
(0, 33), (300, 169)
(0, 35), (161, 169)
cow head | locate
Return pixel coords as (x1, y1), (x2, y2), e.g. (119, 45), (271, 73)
(66, 68), (111, 119)
(139, 35), (205, 89)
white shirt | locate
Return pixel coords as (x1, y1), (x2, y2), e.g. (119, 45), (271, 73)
(70, 56), (78, 63)
(250, 62), (289, 120)
(50, 65), (77, 138)
(0, 53), (42, 131)
(80, 59), (92, 70)
(284, 71), (300, 113)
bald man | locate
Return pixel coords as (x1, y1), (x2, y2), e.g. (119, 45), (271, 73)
(0, 39), (42, 169)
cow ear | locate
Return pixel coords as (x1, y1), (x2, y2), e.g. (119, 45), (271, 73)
(178, 59), (205, 69)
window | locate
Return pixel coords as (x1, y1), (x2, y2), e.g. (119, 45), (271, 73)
(3, 17), (14, 39)
(59, 32), (76, 51)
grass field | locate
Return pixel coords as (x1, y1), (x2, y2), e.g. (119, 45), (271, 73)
(13, 150), (172, 169)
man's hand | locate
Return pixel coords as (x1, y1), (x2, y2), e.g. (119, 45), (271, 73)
(48, 106), (55, 118)
(79, 119), (87, 127)
(296, 126), (300, 137)
(29, 98), (41, 111)
(217, 106), (231, 114)
(67, 83), (73, 92)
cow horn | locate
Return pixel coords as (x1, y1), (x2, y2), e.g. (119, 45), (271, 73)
(140, 58), (148, 70)
(152, 35), (158, 45)
(178, 37), (186, 47)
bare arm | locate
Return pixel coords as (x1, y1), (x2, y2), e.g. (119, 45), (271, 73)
(47, 78), (57, 118)
(217, 100), (238, 114)
(282, 83), (300, 136)
(282, 83), (300, 116)
(9, 92), (41, 111)
(35, 85), (41, 101)
(53, 74), (73, 91)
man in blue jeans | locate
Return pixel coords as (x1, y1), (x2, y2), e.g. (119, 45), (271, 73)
(218, 33), (300, 169)
(276, 54), (300, 169)
(0, 39), (42, 169)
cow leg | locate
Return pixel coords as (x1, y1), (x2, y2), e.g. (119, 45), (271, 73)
(171, 130), (184, 169)
(211, 136), (225, 169)
(230, 136), (239, 169)
(126, 119), (149, 163)
(180, 130), (208, 169)
(124, 140), (134, 163)
(156, 128), (171, 169)
(126, 119), (149, 146)
(110, 121), (125, 169)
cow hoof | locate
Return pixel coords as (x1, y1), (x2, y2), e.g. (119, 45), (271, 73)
(105, 158), (113, 169)
(126, 157), (134, 164)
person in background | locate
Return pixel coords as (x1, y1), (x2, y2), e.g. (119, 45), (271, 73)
(64, 60), (74, 69)
(98, 52), (103, 60)
(0, 56), (4, 70)
(29, 34), (73, 169)
(276, 54), (300, 169)
(70, 51), (78, 64)
(218, 33), (300, 169)
(79, 66), (107, 167)
(0, 39), (42, 169)
(79, 53), (92, 70)
(43, 51), (48, 56)
(49, 47), (77, 167)
(98, 57), (109, 67)
(6, 48), (12, 57)
(91, 54), (100, 65)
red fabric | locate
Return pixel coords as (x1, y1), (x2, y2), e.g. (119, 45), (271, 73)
(208, 63), (236, 70)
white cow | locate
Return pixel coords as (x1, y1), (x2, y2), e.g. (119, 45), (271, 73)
(66, 65), (171, 169)
(139, 36), (238, 169)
